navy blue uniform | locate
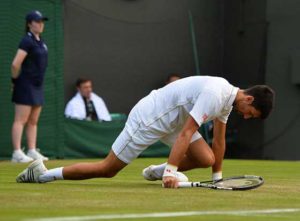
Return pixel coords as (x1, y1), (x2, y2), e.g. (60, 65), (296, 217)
(12, 32), (48, 105)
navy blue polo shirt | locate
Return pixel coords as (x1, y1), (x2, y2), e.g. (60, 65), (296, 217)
(18, 32), (48, 86)
(12, 32), (48, 105)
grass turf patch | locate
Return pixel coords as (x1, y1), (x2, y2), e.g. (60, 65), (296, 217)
(0, 158), (299, 221)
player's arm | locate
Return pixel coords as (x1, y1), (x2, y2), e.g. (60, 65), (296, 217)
(163, 116), (199, 188)
(11, 49), (27, 78)
(211, 118), (227, 180)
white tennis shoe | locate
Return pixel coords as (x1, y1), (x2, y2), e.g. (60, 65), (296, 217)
(11, 150), (33, 163)
(27, 149), (49, 161)
(142, 165), (189, 182)
(16, 159), (48, 183)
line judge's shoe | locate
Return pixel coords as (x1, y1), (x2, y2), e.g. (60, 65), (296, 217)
(142, 165), (189, 182)
(16, 159), (48, 183)
(11, 150), (34, 163)
(27, 149), (49, 161)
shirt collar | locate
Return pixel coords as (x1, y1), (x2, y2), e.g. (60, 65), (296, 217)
(27, 31), (41, 41)
(79, 92), (93, 102)
(225, 86), (239, 109)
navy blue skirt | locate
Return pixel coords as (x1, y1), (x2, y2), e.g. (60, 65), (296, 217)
(12, 77), (44, 106)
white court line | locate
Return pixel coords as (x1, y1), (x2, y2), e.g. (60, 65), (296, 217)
(26, 208), (300, 221)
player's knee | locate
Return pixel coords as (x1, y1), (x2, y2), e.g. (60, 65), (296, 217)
(201, 154), (215, 168)
(94, 152), (126, 178)
(208, 154), (215, 167)
(95, 162), (120, 178)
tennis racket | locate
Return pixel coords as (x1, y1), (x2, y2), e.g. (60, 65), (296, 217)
(178, 175), (264, 190)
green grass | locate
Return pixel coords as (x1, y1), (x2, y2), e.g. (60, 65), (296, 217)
(0, 158), (300, 221)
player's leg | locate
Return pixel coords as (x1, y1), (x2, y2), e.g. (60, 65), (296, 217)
(178, 137), (215, 171)
(37, 125), (135, 182)
(60, 121), (154, 181)
(17, 106), (162, 183)
(62, 151), (127, 179)
(17, 119), (149, 183)
(39, 150), (127, 182)
(16, 150), (127, 183)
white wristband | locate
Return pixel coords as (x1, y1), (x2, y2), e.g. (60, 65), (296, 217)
(163, 164), (178, 178)
(212, 171), (222, 181)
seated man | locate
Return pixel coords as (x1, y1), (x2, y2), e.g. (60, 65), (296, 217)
(65, 78), (111, 122)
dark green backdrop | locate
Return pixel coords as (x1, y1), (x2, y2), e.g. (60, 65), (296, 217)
(1, 0), (299, 160)
(64, 118), (170, 159)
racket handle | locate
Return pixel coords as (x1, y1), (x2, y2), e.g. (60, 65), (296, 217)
(178, 182), (193, 188)
(161, 182), (192, 188)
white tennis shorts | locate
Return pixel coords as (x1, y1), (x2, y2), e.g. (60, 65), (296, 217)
(112, 108), (202, 164)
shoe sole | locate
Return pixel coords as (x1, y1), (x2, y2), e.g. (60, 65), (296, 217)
(11, 158), (34, 163)
(26, 154), (49, 161)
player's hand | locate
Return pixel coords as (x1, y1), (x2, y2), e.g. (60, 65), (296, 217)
(163, 176), (178, 188)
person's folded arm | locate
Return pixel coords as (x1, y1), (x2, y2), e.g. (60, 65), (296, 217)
(11, 49), (27, 78)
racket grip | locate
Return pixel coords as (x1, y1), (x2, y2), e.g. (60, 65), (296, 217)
(178, 182), (193, 188)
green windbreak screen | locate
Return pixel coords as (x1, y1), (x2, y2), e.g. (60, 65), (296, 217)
(0, 0), (64, 159)
(64, 118), (170, 159)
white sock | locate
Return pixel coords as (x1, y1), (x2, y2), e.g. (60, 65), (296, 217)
(27, 149), (36, 153)
(39, 167), (64, 183)
(14, 149), (23, 154)
(152, 163), (167, 177)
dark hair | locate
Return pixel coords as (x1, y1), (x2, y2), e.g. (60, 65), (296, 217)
(244, 85), (275, 119)
(166, 73), (181, 83)
(76, 78), (92, 87)
(25, 22), (30, 33)
(24, 21), (43, 37)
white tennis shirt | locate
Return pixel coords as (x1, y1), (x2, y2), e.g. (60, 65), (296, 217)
(133, 76), (239, 131)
